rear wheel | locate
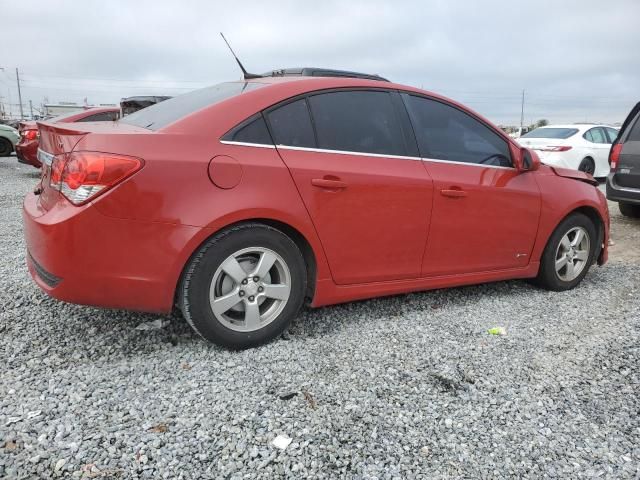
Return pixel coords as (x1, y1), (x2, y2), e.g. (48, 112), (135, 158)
(0, 138), (12, 157)
(578, 157), (595, 175)
(179, 223), (307, 348)
(619, 202), (640, 218)
(534, 213), (598, 291)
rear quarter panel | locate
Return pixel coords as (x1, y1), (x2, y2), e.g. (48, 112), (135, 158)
(72, 132), (332, 296)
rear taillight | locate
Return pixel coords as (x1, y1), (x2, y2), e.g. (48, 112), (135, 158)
(539, 145), (572, 152)
(49, 151), (143, 205)
(609, 143), (622, 170)
(22, 129), (38, 141)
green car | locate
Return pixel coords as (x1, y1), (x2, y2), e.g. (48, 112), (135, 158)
(0, 123), (20, 157)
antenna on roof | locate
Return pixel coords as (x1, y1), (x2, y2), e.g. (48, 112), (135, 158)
(220, 32), (263, 80)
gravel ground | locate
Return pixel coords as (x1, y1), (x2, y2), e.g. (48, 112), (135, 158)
(1, 157), (639, 479)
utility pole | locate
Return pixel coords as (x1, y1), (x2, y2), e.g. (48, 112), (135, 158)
(29, 100), (34, 119)
(16, 68), (24, 119)
(519, 89), (525, 136)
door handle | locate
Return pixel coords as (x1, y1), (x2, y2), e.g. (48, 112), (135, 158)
(311, 178), (348, 189)
(440, 188), (467, 198)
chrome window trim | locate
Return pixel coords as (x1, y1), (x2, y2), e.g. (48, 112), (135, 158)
(421, 157), (515, 170)
(219, 140), (276, 149)
(276, 144), (420, 161)
(221, 141), (515, 170)
(37, 148), (55, 167)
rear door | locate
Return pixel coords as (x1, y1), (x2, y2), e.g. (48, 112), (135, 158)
(401, 94), (540, 276)
(583, 127), (611, 174)
(267, 90), (433, 285)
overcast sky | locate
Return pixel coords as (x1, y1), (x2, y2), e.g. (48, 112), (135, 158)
(2, 0), (639, 125)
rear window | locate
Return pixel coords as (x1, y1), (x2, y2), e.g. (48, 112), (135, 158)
(522, 128), (578, 139)
(628, 113), (640, 141)
(120, 82), (265, 130)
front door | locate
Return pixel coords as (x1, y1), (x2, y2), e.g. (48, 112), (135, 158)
(401, 93), (541, 276)
(266, 91), (433, 285)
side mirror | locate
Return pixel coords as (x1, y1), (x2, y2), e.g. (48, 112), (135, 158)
(520, 147), (540, 171)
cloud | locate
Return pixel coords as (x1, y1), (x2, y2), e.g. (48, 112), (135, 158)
(1, 0), (639, 124)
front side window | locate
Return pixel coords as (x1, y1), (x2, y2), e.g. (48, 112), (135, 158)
(267, 99), (316, 148)
(307, 90), (407, 156)
(404, 94), (512, 167)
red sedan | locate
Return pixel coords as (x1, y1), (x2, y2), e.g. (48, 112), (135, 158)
(16, 107), (120, 168)
(23, 75), (609, 348)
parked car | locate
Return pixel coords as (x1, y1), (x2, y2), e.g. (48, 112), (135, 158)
(606, 102), (640, 217)
(15, 107), (120, 168)
(120, 96), (171, 116)
(23, 74), (609, 348)
(517, 124), (618, 178)
(0, 123), (20, 157)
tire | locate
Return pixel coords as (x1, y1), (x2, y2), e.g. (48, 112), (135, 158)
(577, 157), (595, 176)
(179, 223), (307, 349)
(533, 213), (598, 291)
(619, 202), (640, 218)
(0, 137), (12, 157)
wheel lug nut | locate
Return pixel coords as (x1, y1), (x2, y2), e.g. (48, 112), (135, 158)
(241, 279), (248, 285)
(253, 276), (259, 282)
(248, 296), (255, 302)
(239, 290), (245, 297)
(258, 286), (264, 293)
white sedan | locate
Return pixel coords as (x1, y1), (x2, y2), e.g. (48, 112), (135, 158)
(517, 124), (618, 178)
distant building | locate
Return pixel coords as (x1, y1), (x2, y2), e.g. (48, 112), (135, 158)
(44, 102), (118, 117)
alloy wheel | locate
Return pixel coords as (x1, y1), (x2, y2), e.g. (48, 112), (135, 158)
(209, 247), (291, 332)
(554, 226), (590, 281)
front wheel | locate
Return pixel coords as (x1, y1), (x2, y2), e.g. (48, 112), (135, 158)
(179, 223), (307, 348)
(534, 213), (598, 291)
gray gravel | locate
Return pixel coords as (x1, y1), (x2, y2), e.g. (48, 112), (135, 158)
(1, 157), (639, 479)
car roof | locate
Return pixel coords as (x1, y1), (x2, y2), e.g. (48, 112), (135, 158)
(161, 76), (517, 148)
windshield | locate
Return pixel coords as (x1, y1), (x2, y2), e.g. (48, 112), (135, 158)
(522, 128), (579, 139)
(119, 82), (265, 130)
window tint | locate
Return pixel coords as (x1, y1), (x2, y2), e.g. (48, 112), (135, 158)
(586, 128), (607, 144)
(522, 128), (578, 139)
(307, 91), (407, 156)
(404, 94), (512, 167)
(77, 111), (119, 122)
(267, 99), (316, 148)
(628, 114), (640, 141)
(605, 127), (619, 143)
(120, 82), (265, 130)
(222, 114), (272, 145)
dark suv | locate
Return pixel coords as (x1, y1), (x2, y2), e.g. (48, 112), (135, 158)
(607, 103), (640, 217)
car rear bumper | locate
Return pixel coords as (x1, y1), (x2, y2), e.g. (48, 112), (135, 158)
(606, 174), (640, 205)
(23, 191), (202, 313)
(15, 141), (41, 167)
